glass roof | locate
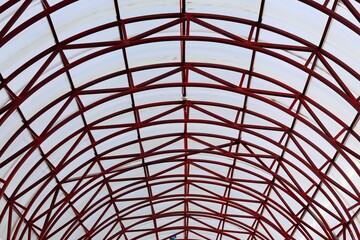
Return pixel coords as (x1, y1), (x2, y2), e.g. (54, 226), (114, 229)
(0, 0), (359, 239)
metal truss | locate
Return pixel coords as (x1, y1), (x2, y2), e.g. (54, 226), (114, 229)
(0, 0), (359, 239)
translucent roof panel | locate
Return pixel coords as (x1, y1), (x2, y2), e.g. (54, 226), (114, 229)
(0, 0), (359, 239)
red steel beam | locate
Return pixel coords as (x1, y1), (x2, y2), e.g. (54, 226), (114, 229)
(1, 1), (360, 240)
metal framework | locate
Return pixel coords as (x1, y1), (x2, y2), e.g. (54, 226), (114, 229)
(0, 0), (359, 239)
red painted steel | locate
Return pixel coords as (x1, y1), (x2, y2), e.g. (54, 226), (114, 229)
(0, 0), (359, 239)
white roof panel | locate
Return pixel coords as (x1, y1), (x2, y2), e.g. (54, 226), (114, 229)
(0, 1), (359, 239)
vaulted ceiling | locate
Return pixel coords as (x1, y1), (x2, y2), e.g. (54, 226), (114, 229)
(0, 0), (360, 239)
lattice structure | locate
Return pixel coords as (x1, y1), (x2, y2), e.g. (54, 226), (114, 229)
(0, 0), (359, 239)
